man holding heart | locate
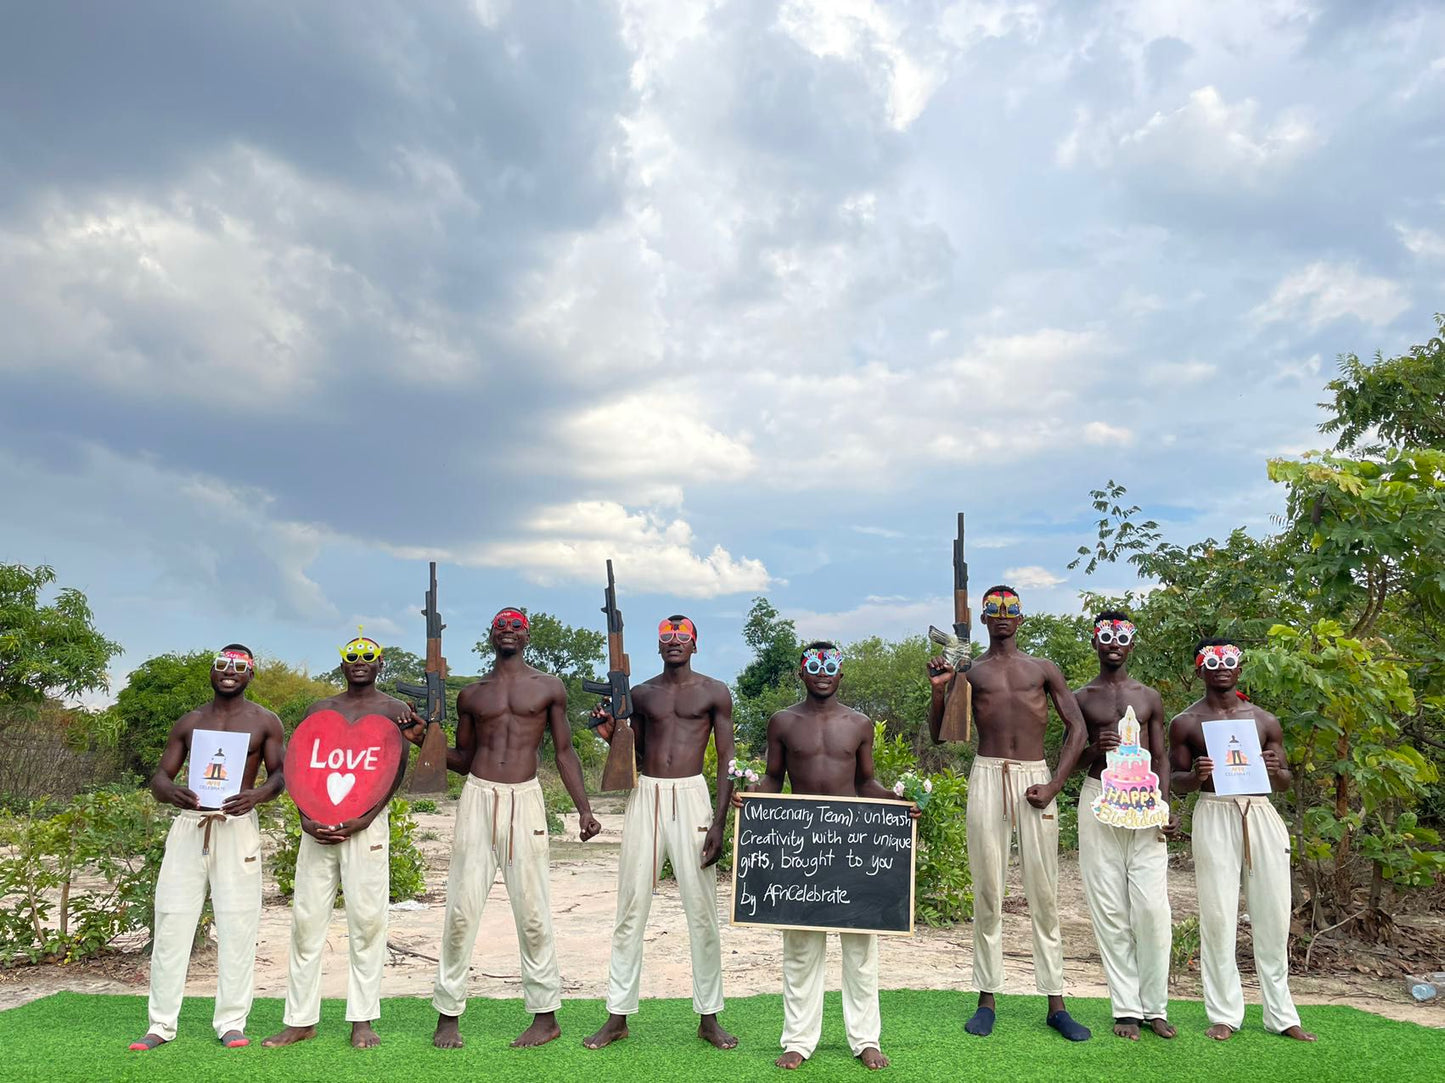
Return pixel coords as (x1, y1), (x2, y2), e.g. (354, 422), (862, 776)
(263, 633), (423, 1050)
(406, 606), (602, 1050)
(130, 644), (286, 1053)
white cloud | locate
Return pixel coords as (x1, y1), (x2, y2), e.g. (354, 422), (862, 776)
(1118, 86), (1318, 185)
(777, 0), (947, 129)
(1142, 360), (1217, 387)
(1082, 421), (1136, 446)
(1396, 222), (1445, 260)
(1251, 262), (1410, 329)
(408, 500), (771, 598)
(852, 525), (906, 539)
(788, 594), (950, 644)
(1003, 565), (1065, 589)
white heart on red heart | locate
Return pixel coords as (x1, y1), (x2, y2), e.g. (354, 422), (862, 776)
(284, 710), (404, 823)
(326, 772), (355, 805)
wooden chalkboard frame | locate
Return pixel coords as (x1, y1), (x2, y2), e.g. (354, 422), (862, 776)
(729, 792), (918, 936)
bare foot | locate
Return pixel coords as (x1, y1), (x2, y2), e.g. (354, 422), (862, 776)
(1206, 1023), (1234, 1041)
(434, 1014), (465, 1049)
(775, 1051), (805, 1069)
(1279, 1025), (1317, 1042)
(1113, 1019), (1141, 1041)
(351, 1022), (380, 1049)
(1148, 1018), (1177, 1039)
(859, 1047), (890, 1069)
(261, 1025), (316, 1048)
(128, 1033), (166, 1051)
(220, 1030), (250, 1049)
(512, 1012), (562, 1048)
(583, 1014), (629, 1050)
(698, 1015), (737, 1050)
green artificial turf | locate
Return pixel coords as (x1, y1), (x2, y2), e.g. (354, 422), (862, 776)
(0, 990), (1438, 1082)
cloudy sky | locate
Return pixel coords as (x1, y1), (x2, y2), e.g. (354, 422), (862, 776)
(3, 0), (1442, 695)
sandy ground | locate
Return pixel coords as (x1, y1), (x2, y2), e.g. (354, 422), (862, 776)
(3, 794), (1442, 1030)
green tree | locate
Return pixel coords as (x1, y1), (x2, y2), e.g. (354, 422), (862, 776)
(0, 564), (121, 706)
(1068, 317), (1445, 942)
(735, 597), (800, 699)
(111, 652), (215, 775)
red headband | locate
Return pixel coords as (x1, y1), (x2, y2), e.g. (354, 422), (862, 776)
(493, 608), (529, 630)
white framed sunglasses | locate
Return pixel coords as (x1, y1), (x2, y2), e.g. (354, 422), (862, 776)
(213, 656), (252, 674)
(1096, 627), (1135, 646)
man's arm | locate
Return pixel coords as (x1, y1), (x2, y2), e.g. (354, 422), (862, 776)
(701, 683), (737, 868)
(221, 712), (287, 817)
(549, 679), (601, 841)
(1259, 711), (1293, 794)
(925, 659), (961, 744)
(1030, 662), (1088, 804)
(150, 713), (201, 810)
(403, 692), (477, 775)
(854, 717), (893, 801)
(1146, 691), (1170, 804)
(1169, 714), (1210, 794)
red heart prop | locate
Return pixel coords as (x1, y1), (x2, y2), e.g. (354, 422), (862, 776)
(284, 710), (405, 824)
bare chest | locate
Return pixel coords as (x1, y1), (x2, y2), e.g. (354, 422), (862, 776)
(468, 678), (553, 726)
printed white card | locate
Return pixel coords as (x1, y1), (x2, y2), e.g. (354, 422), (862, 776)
(189, 729), (250, 808)
(1202, 718), (1271, 796)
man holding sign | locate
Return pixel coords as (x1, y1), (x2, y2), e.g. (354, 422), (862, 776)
(735, 642), (914, 1071)
(408, 606), (602, 1050)
(130, 644), (285, 1053)
(1169, 637), (1315, 1043)
(925, 586), (1091, 1042)
(584, 615), (738, 1052)
(264, 632), (422, 1050)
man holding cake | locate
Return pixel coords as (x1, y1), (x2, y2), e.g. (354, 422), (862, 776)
(1072, 612), (1175, 1041)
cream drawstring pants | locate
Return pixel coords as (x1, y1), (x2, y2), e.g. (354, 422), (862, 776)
(966, 756), (1064, 995)
(147, 809), (263, 1041)
(1078, 777), (1171, 1020)
(433, 776), (560, 1017)
(780, 930), (880, 1059)
(1193, 793), (1301, 1034)
(282, 810), (390, 1026)
(605, 773), (724, 1017)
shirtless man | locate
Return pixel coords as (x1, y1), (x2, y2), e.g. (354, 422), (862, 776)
(1169, 637), (1315, 1043)
(264, 633), (424, 1050)
(584, 615), (738, 1052)
(408, 607), (602, 1049)
(1072, 612), (1175, 1041)
(736, 642), (916, 1071)
(130, 644), (285, 1052)
(926, 586), (1091, 1041)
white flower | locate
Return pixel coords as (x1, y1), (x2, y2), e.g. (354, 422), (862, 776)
(745, 770), (758, 783)
(893, 781), (905, 796)
(923, 778), (933, 793)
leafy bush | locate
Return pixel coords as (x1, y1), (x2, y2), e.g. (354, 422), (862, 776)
(264, 795), (427, 904)
(411, 798), (438, 814)
(1170, 915), (1201, 985)
(0, 790), (169, 965)
(871, 723), (972, 924)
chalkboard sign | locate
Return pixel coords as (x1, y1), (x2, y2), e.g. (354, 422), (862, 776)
(730, 793), (916, 935)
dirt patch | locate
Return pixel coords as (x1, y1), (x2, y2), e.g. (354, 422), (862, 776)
(3, 798), (1441, 1029)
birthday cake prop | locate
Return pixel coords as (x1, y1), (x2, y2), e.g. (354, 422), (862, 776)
(1091, 705), (1170, 830)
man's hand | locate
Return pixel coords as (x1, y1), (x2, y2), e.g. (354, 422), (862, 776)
(730, 787), (756, 809)
(1262, 748), (1286, 778)
(1161, 814), (1182, 840)
(1025, 782), (1057, 809)
(578, 812), (602, 841)
(907, 803), (922, 821)
(590, 704), (615, 743)
(701, 824), (725, 867)
(1193, 756), (1215, 785)
(221, 788), (263, 817)
(398, 704), (428, 746)
(926, 657), (955, 692)
(1095, 729), (1121, 754)
(305, 814), (366, 845)
(157, 778), (201, 811)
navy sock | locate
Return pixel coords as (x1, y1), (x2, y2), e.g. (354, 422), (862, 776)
(1048, 1010), (1092, 1042)
(964, 1007), (995, 1037)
